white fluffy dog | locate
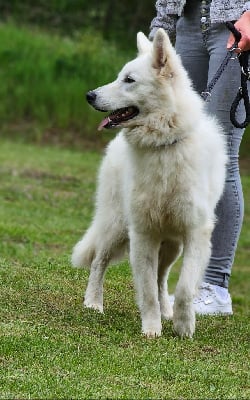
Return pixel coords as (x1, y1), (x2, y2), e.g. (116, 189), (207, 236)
(72, 29), (227, 338)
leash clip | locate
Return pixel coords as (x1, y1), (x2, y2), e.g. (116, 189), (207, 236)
(201, 91), (211, 101)
(229, 44), (242, 59)
(229, 44), (241, 53)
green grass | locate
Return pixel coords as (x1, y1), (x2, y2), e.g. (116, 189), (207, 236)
(0, 138), (249, 399)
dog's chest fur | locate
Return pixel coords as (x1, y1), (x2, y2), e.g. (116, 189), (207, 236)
(125, 142), (197, 235)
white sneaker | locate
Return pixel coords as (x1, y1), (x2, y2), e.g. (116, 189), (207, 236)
(170, 282), (233, 315)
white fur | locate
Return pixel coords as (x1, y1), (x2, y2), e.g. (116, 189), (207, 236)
(72, 29), (227, 338)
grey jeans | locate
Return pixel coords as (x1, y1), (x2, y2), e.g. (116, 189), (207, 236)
(175, 0), (245, 288)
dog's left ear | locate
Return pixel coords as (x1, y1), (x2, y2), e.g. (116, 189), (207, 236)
(152, 28), (173, 74)
(137, 32), (152, 55)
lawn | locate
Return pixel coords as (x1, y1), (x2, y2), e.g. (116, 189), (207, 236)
(0, 138), (249, 399)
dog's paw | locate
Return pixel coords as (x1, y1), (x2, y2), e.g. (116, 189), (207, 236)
(142, 329), (162, 339)
(173, 319), (195, 338)
(84, 300), (103, 313)
(142, 321), (162, 339)
(173, 310), (195, 338)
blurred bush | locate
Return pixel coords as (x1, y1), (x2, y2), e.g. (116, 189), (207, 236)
(0, 2), (249, 153)
(0, 23), (132, 144)
(0, 0), (155, 50)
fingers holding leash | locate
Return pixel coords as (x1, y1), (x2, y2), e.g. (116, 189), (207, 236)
(228, 34), (250, 54)
(226, 12), (250, 53)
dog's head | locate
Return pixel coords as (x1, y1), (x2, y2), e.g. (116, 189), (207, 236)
(86, 29), (186, 131)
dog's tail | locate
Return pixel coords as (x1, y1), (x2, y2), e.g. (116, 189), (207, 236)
(71, 227), (96, 268)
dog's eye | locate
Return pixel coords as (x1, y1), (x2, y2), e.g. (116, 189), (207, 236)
(123, 76), (135, 84)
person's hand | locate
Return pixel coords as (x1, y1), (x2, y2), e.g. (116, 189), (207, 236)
(227, 11), (250, 52)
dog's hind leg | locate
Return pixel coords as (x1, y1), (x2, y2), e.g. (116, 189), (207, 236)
(158, 240), (182, 320)
(84, 236), (127, 313)
(173, 224), (213, 338)
(84, 251), (110, 313)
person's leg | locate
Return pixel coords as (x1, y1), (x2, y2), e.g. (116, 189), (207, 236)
(175, 1), (245, 314)
(175, 3), (209, 94)
(205, 22), (245, 290)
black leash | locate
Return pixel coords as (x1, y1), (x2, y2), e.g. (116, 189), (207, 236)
(201, 52), (232, 101)
(201, 21), (250, 128)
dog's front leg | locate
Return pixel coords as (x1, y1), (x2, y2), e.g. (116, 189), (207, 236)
(129, 230), (161, 338)
(173, 225), (213, 338)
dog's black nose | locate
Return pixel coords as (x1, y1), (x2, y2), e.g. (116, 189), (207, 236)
(86, 90), (97, 105)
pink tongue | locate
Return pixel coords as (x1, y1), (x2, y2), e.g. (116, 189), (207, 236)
(98, 117), (110, 131)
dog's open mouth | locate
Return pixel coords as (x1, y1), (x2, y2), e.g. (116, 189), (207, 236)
(98, 106), (139, 131)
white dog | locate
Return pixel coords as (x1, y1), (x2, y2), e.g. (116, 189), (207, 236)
(72, 29), (227, 338)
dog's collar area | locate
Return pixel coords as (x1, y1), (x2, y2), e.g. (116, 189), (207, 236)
(168, 139), (178, 146)
(156, 137), (183, 148)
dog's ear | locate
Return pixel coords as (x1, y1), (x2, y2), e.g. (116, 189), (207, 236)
(137, 32), (152, 55)
(152, 28), (173, 74)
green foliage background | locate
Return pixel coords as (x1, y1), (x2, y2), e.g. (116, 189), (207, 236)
(0, 0), (249, 155)
(0, 1), (155, 144)
(0, 0), (155, 48)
